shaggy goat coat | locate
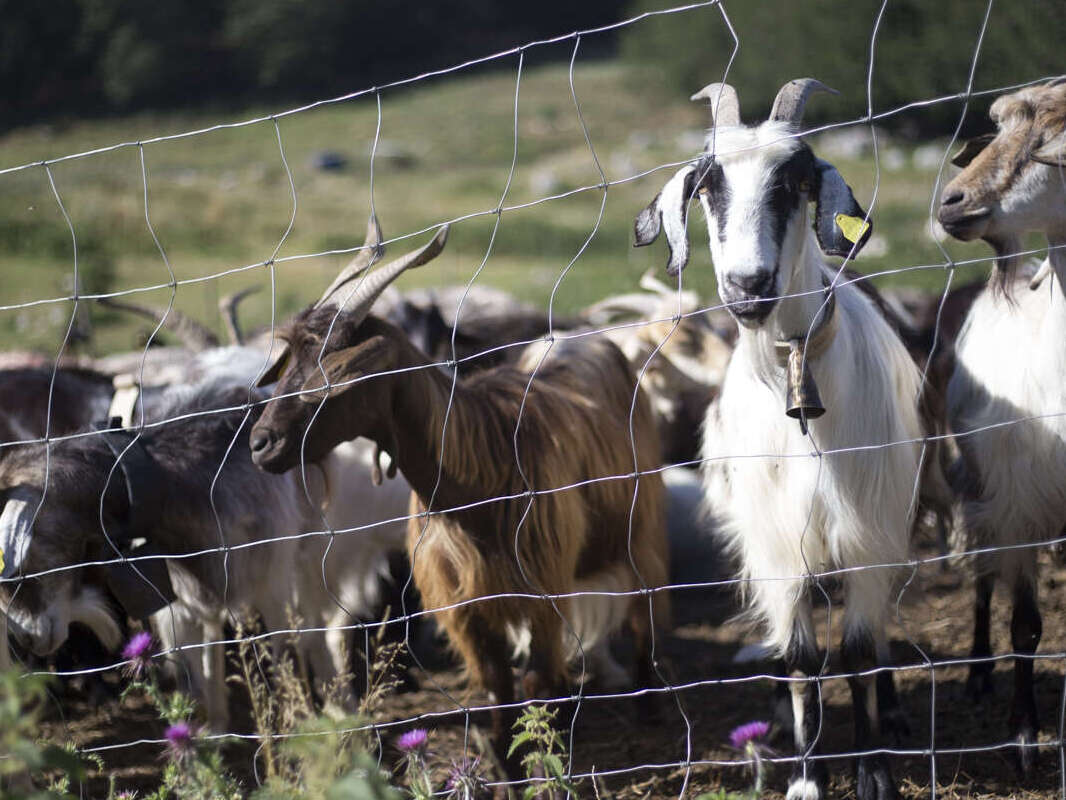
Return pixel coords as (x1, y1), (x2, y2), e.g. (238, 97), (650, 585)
(404, 335), (670, 688)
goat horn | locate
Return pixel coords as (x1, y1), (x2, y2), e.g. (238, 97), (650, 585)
(98, 297), (219, 352)
(339, 225), (450, 326)
(769, 78), (838, 126)
(690, 82), (741, 128)
(218, 286), (260, 345)
(315, 214), (385, 309)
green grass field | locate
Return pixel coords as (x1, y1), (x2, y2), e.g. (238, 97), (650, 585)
(0, 60), (1012, 356)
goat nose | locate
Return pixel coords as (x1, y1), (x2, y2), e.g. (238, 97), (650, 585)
(726, 272), (772, 295)
(940, 188), (965, 207)
(249, 428), (273, 454)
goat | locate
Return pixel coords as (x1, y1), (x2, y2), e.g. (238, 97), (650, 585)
(936, 77), (1066, 775)
(0, 373), (308, 727)
(249, 220), (670, 773)
(0, 359), (411, 727)
(635, 79), (930, 800)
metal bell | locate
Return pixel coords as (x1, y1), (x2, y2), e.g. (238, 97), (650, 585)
(784, 340), (825, 435)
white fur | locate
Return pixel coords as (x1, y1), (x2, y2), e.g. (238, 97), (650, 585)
(950, 261), (1066, 580)
(946, 91), (1066, 587)
(697, 122), (924, 655)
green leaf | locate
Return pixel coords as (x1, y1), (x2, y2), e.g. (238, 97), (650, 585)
(541, 753), (565, 779)
(507, 730), (534, 758)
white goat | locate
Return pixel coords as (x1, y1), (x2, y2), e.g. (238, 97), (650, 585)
(636, 79), (926, 800)
(937, 78), (1066, 774)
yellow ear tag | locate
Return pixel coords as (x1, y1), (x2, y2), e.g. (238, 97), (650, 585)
(835, 214), (870, 244)
(0, 547), (5, 574)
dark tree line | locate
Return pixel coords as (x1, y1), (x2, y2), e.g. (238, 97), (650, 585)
(1, 0), (628, 128)
(621, 0), (1064, 136)
(3, 0), (1062, 135)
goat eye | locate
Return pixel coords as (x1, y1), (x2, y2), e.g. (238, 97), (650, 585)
(799, 179), (811, 193)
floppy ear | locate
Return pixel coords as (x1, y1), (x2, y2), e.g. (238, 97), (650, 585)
(813, 158), (872, 258)
(1031, 130), (1066, 167)
(951, 133), (995, 168)
(298, 336), (394, 403)
(634, 164), (698, 276)
(256, 345), (290, 389)
(0, 488), (36, 580)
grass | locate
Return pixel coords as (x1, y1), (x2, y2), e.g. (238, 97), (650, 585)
(0, 59), (1015, 356)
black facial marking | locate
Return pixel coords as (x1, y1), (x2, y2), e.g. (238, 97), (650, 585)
(695, 157), (730, 241)
(766, 144), (817, 248)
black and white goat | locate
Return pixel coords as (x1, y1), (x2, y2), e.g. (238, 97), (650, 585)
(635, 79), (928, 800)
(0, 354), (411, 726)
(937, 78), (1066, 774)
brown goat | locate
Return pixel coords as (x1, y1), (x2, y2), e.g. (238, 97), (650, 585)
(249, 222), (670, 772)
(936, 78), (1066, 775)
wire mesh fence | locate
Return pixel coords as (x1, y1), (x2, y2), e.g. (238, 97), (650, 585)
(1, 0), (1065, 797)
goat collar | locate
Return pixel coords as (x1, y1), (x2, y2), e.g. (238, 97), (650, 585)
(91, 419), (175, 619)
(772, 282), (838, 367)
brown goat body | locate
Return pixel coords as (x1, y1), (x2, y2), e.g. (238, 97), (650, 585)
(251, 307), (670, 765)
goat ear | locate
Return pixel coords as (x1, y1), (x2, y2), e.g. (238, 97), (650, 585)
(812, 158), (872, 258)
(634, 164), (698, 276)
(298, 336), (394, 403)
(256, 346), (290, 389)
(1032, 131), (1066, 167)
(951, 133), (995, 168)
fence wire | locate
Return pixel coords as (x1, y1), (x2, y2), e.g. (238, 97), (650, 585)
(1, 0), (1065, 798)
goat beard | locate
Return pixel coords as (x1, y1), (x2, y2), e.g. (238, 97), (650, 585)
(984, 232), (1023, 297)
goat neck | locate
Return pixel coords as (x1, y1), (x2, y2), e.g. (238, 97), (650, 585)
(357, 327), (519, 511)
(746, 233), (835, 372)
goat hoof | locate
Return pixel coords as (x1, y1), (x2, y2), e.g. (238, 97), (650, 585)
(1013, 726), (1040, 776)
(879, 706), (911, 743)
(854, 755), (898, 800)
(786, 762), (827, 800)
(965, 666), (995, 701)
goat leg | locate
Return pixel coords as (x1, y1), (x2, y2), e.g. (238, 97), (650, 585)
(1009, 575), (1042, 776)
(457, 621), (521, 793)
(784, 620), (827, 800)
(966, 571), (996, 700)
(843, 632), (898, 800)
(628, 596), (661, 721)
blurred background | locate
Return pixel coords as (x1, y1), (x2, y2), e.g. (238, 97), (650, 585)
(0, 0), (1062, 355)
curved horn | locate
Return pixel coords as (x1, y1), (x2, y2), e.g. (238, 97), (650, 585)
(98, 297), (219, 352)
(218, 286), (260, 345)
(315, 214), (385, 309)
(690, 82), (741, 128)
(769, 78), (838, 126)
(339, 225), (450, 327)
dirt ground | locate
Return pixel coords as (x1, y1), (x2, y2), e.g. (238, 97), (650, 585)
(38, 542), (1066, 799)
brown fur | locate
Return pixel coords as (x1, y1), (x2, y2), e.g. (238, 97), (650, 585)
(251, 307), (670, 766)
(941, 81), (1066, 294)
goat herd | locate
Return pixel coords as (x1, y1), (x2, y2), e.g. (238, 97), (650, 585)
(1, 76), (1065, 799)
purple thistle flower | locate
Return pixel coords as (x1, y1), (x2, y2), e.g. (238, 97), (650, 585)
(446, 756), (485, 796)
(397, 728), (429, 754)
(164, 721), (195, 760)
(729, 720), (771, 749)
(121, 631), (154, 678)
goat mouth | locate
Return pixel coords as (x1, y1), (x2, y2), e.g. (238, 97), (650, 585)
(249, 434), (296, 474)
(724, 295), (777, 327)
(937, 207), (992, 240)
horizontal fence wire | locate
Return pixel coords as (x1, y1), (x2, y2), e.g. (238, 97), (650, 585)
(1, 0), (1065, 798)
